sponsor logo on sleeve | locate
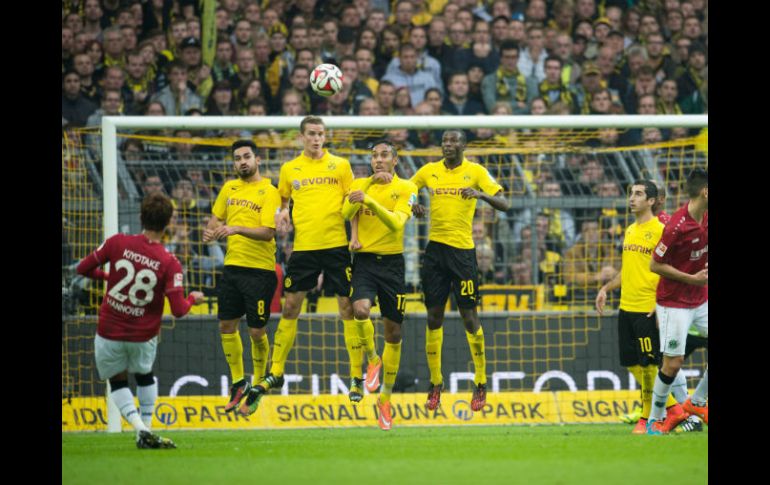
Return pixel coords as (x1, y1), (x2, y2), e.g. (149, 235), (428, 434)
(174, 273), (184, 287)
(654, 242), (667, 258)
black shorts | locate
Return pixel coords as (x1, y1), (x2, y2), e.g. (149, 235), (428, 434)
(421, 241), (479, 310)
(351, 253), (406, 324)
(684, 334), (708, 359)
(284, 246), (352, 296)
(617, 309), (661, 367)
(217, 266), (277, 329)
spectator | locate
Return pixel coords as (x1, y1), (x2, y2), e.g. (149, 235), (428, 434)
(86, 89), (123, 128)
(62, 71), (98, 128)
(151, 61), (203, 116)
(426, 17), (450, 67)
(490, 16), (509, 52)
(510, 224), (562, 285)
(73, 53), (99, 102)
(280, 88), (306, 116)
(385, 26), (442, 90)
(466, 62), (486, 105)
(205, 80), (239, 116)
(676, 43), (707, 103)
(376, 80), (397, 115)
(339, 56), (374, 114)
(549, 0), (574, 35)
(476, 242), (504, 285)
(622, 7), (642, 49)
(142, 175), (167, 196)
(375, 25), (402, 79)
(238, 78), (266, 114)
(382, 43), (443, 108)
(538, 56), (575, 112)
(481, 40), (538, 115)
(124, 50), (153, 113)
(231, 46), (259, 91)
(232, 19), (253, 51)
(518, 25), (547, 82)
(682, 15), (705, 43)
(553, 33), (582, 85)
(595, 45), (629, 105)
(562, 215), (620, 301)
(365, 7), (388, 35)
(355, 47), (379, 95)
(646, 32), (677, 83)
(442, 72), (486, 115)
(464, 18), (500, 74)
(656, 78), (682, 114)
(83, 0), (105, 37)
(394, 87), (414, 116)
(211, 37), (237, 84)
(513, 181), (577, 254)
(623, 64), (657, 115)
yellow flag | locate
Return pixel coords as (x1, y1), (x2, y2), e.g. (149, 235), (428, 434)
(201, 0), (216, 66)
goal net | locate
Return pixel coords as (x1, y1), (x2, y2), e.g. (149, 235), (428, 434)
(62, 115), (707, 431)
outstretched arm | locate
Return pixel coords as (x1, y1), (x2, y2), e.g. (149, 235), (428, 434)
(461, 188), (509, 212)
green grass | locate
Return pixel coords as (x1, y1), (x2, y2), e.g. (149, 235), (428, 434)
(62, 425), (707, 485)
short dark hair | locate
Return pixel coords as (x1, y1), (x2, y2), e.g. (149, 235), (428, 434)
(231, 139), (258, 157)
(686, 168), (708, 198)
(632, 179), (658, 201)
(499, 40), (520, 55)
(443, 129), (466, 144)
(141, 193), (174, 231)
(370, 139), (398, 160)
(545, 55), (562, 68)
(300, 115), (325, 133)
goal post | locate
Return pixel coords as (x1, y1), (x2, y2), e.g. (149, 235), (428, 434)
(83, 114), (706, 432)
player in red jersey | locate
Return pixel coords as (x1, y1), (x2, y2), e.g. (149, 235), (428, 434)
(646, 169), (708, 434)
(77, 193), (204, 448)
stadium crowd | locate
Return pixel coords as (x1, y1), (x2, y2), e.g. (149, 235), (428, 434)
(62, 0), (708, 307)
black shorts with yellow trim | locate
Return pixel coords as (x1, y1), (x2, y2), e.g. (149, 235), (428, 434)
(217, 265), (277, 329)
(284, 246), (352, 296)
(351, 252), (406, 324)
(617, 309), (660, 367)
(421, 241), (480, 310)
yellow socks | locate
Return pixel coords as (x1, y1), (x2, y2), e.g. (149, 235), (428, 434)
(355, 317), (379, 362)
(426, 326), (443, 385)
(221, 332), (244, 383)
(380, 341), (402, 403)
(251, 333), (270, 385)
(269, 317), (298, 377)
(466, 326), (487, 385)
(631, 365), (651, 419)
(343, 319), (364, 379)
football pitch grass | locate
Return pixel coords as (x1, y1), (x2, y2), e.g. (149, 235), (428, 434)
(63, 424), (707, 485)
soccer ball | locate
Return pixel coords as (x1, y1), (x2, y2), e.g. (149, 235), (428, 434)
(310, 63), (344, 97)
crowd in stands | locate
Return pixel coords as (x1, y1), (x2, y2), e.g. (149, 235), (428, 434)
(62, 0), (708, 130)
(62, 0), (707, 307)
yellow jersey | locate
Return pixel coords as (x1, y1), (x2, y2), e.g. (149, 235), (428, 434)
(350, 175), (418, 255)
(212, 177), (281, 271)
(278, 149), (353, 251)
(411, 158), (503, 249)
(619, 217), (665, 312)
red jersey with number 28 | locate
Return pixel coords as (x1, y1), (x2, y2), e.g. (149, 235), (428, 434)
(81, 234), (186, 341)
(652, 203), (708, 308)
